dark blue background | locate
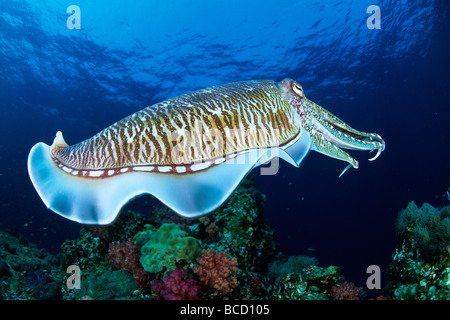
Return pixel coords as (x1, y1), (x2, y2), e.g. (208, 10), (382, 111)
(0, 0), (449, 296)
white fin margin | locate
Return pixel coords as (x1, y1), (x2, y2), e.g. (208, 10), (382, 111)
(27, 130), (311, 224)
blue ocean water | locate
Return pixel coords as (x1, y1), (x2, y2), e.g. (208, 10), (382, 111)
(0, 0), (448, 296)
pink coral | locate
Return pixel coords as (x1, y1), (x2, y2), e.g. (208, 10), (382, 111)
(193, 249), (239, 294)
(331, 281), (363, 300)
(151, 268), (200, 300)
(105, 238), (148, 288)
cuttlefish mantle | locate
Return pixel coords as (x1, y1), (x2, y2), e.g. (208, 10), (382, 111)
(28, 79), (385, 224)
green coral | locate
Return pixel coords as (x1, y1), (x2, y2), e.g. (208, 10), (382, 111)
(136, 223), (201, 273)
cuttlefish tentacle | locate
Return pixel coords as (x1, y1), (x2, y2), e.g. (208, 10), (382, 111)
(28, 78), (385, 224)
(278, 79), (385, 176)
(310, 99), (385, 165)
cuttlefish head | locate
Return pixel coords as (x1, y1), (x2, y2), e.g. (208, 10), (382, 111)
(278, 78), (385, 177)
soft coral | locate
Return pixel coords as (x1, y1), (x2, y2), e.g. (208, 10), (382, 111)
(331, 281), (363, 300)
(193, 248), (239, 294)
(151, 268), (200, 300)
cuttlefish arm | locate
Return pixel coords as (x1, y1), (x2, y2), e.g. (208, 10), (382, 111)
(278, 79), (385, 177)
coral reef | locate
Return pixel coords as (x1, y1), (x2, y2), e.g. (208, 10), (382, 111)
(0, 230), (61, 299)
(0, 176), (382, 300)
(201, 177), (279, 274)
(265, 254), (358, 300)
(270, 263), (343, 300)
(387, 202), (450, 300)
(60, 227), (108, 276)
(11, 176), (446, 300)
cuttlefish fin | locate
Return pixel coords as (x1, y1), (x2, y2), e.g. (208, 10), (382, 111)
(28, 129), (312, 224)
(280, 130), (312, 167)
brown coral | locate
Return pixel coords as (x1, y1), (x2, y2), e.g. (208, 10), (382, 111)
(205, 223), (219, 238)
(193, 249), (239, 294)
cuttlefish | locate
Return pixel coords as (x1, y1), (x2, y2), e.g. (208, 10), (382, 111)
(28, 79), (385, 224)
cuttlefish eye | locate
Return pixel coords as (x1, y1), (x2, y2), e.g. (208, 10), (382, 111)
(292, 82), (304, 97)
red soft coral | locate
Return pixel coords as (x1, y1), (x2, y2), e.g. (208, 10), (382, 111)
(105, 238), (148, 288)
(331, 281), (363, 300)
(151, 268), (200, 300)
(193, 248), (239, 294)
